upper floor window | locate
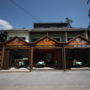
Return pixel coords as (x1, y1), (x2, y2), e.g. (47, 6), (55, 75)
(53, 38), (60, 42)
(88, 32), (90, 39)
(32, 38), (39, 42)
(9, 37), (26, 41)
(20, 37), (26, 40)
(67, 37), (73, 41)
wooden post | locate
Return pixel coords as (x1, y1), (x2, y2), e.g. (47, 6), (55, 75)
(62, 46), (66, 71)
(29, 49), (31, 71)
(30, 47), (33, 70)
(1, 45), (5, 69)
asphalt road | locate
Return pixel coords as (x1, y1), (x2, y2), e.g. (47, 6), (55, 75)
(0, 70), (90, 90)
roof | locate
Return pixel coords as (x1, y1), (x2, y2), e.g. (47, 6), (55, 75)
(34, 22), (71, 28)
(33, 35), (65, 46)
(1, 27), (90, 32)
(31, 27), (89, 32)
(67, 35), (90, 45)
(34, 35), (60, 44)
(1, 36), (31, 46)
(1, 29), (31, 32)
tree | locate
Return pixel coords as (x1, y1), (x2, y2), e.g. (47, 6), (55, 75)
(0, 31), (7, 42)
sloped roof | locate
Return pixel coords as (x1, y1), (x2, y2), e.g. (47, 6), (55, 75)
(67, 35), (90, 45)
(2, 36), (31, 46)
(31, 28), (89, 32)
(2, 27), (90, 32)
(34, 35), (61, 46)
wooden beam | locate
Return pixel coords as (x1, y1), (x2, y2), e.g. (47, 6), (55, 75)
(34, 46), (62, 49)
(65, 46), (90, 49)
(5, 45), (30, 49)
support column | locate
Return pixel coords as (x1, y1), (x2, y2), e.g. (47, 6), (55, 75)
(62, 46), (66, 71)
(30, 47), (34, 70)
(1, 45), (5, 69)
(0, 48), (2, 69)
(29, 49), (31, 71)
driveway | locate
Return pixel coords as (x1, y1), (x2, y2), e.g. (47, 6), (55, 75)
(0, 70), (90, 90)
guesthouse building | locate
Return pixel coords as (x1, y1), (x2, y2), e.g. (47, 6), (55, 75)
(0, 22), (90, 70)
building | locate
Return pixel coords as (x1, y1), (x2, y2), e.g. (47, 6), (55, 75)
(0, 22), (90, 70)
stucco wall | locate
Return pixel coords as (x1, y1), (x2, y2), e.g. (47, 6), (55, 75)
(7, 31), (30, 42)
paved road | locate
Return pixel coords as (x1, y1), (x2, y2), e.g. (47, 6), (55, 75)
(0, 70), (90, 90)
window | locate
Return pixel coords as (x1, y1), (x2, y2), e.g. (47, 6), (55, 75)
(54, 38), (60, 42)
(20, 37), (26, 40)
(67, 37), (73, 41)
(88, 32), (90, 39)
(88, 37), (90, 39)
(9, 37), (26, 40)
(32, 38), (39, 42)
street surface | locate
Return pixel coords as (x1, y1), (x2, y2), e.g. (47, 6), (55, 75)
(0, 70), (90, 90)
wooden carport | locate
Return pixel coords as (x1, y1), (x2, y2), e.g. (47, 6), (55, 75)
(32, 35), (64, 69)
(0, 37), (33, 70)
(64, 35), (90, 69)
(1, 35), (89, 71)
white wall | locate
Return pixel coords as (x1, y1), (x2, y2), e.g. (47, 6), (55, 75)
(7, 31), (30, 42)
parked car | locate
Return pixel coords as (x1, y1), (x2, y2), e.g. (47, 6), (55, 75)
(36, 60), (46, 68)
